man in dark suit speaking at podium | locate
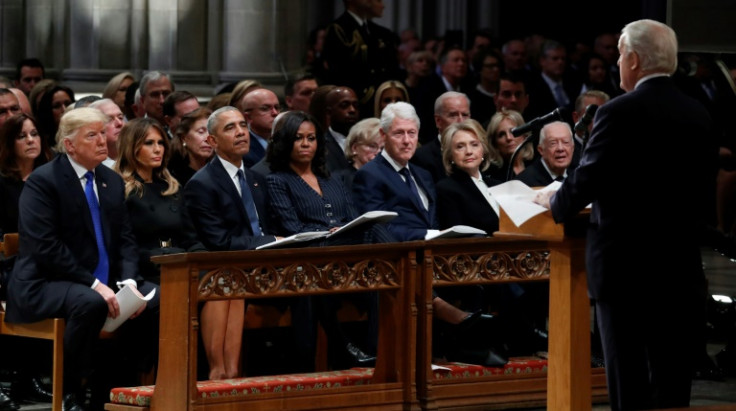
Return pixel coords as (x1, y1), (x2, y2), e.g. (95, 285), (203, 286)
(535, 19), (718, 411)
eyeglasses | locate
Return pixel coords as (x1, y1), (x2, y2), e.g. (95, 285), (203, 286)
(443, 111), (470, 120)
(0, 106), (21, 116)
(545, 140), (572, 148)
(360, 143), (382, 153)
(248, 104), (281, 114)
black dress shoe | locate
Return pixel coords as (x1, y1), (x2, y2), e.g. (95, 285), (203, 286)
(0, 390), (19, 411)
(12, 375), (53, 403)
(590, 355), (606, 368)
(454, 311), (505, 348)
(447, 347), (508, 367)
(62, 393), (85, 411)
(345, 342), (376, 367)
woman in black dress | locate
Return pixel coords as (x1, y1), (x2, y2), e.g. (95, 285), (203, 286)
(114, 118), (204, 285)
(0, 113), (54, 236)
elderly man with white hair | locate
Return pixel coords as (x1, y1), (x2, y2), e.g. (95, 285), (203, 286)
(535, 19), (718, 410)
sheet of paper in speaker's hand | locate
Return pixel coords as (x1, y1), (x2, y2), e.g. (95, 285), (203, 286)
(102, 285), (156, 332)
(488, 180), (551, 227)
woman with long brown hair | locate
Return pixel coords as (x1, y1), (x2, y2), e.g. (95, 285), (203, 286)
(114, 118), (204, 284)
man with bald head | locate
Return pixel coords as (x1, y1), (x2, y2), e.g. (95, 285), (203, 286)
(89, 98), (125, 168)
(324, 86), (360, 172)
(0, 88), (21, 127)
(9, 88), (31, 114)
(242, 88), (280, 168)
(411, 91), (471, 182)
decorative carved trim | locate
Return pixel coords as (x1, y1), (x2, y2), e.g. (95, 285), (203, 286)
(432, 250), (550, 283)
(198, 259), (401, 299)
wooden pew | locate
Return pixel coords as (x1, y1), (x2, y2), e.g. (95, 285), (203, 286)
(0, 233), (65, 411)
(106, 242), (420, 411)
(416, 236), (608, 410)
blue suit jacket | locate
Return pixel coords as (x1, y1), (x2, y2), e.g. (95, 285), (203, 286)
(184, 157), (276, 251)
(6, 154), (140, 323)
(550, 76), (716, 300)
(352, 155), (437, 242)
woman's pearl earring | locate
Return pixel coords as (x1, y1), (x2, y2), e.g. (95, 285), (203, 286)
(183, 142), (187, 147)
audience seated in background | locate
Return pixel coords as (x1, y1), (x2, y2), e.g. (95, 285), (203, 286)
(284, 73), (318, 112)
(411, 91), (472, 183)
(0, 112), (55, 410)
(102, 72), (136, 115)
(35, 84), (75, 149)
(0, 89), (22, 128)
(14, 58), (45, 96)
(469, 50), (503, 126)
(138, 71), (174, 125)
(162, 90), (200, 139)
(373, 80), (409, 118)
(88, 98), (125, 168)
(323, 86), (360, 172)
(8, 89), (31, 116)
(168, 107), (213, 185)
(485, 109), (534, 181)
(333, 117), (383, 192)
(241, 88), (281, 168)
(515, 121), (574, 187)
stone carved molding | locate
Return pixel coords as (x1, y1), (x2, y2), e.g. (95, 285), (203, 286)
(198, 259), (400, 299)
(432, 250), (550, 283)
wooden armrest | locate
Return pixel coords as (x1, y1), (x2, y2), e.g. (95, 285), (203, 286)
(1, 233), (19, 258)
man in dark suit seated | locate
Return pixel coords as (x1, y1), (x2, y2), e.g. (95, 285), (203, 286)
(5, 107), (160, 411)
(411, 91), (471, 183)
(324, 86), (359, 173)
(352, 102), (506, 366)
(184, 106), (280, 379)
(516, 121), (574, 187)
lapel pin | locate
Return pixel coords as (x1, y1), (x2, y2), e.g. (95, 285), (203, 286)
(102, 182), (107, 188)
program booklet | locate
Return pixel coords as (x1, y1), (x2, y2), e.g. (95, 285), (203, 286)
(102, 284), (157, 332)
(256, 210), (398, 250)
(426, 225), (487, 240)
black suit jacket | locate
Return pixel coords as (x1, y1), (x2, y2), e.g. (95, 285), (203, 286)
(353, 155), (437, 241)
(325, 130), (352, 173)
(410, 137), (446, 183)
(436, 170), (502, 234)
(550, 76), (717, 300)
(243, 131), (266, 168)
(184, 157), (276, 251)
(515, 158), (554, 188)
(525, 72), (580, 124)
(6, 155), (140, 323)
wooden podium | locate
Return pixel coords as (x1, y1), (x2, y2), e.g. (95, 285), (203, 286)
(497, 207), (606, 411)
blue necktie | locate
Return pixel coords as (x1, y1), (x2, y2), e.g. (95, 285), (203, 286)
(84, 171), (109, 285)
(553, 83), (569, 107)
(237, 169), (262, 236)
(399, 167), (426, 212)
